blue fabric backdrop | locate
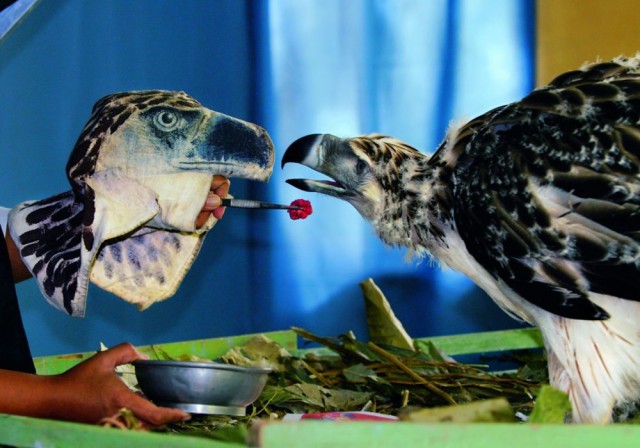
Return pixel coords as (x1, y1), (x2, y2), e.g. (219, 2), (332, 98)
(0, 0), (534, 356)
(253, 0), (535, 340)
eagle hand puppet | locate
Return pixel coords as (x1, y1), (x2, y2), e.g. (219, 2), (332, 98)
(283, 56), (640, 423)
(10, 90), (274, 317)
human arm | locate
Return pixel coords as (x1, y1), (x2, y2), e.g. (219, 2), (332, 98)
(4, 226), (30, 282)
(0, 342), (189, 425)
(1, 206), (30, 282)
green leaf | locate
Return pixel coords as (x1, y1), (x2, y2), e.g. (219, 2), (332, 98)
(401, 398), (516, 423)
(343, 363), (378, 384)
(150, 346), (174, 360)
(175, 354), (216, 363)
(260, 383), (373, 413)
(221, 335), (291, 372)
(162, 415), (249, 443)
(413, 339), (448, 362)
(527, 385), (571, 423)
(361, 278), (415, 350)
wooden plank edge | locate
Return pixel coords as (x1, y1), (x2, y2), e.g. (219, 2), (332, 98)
(418, 327), (543, 356)
(33, 329), (298, 375)
(259, 420), (640, 448)
(0, 413), (242, 448)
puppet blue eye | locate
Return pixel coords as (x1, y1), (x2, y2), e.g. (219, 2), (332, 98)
(153, 110), (180, 131)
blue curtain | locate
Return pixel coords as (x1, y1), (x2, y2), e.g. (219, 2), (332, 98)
(252, 0), (535, 340)
(1, 0), (534, 356)
(0, 0), (263, 356)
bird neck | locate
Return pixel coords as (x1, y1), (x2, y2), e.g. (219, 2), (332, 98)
(373, 157), (453, 257)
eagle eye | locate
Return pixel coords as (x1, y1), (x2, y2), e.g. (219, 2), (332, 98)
(355, 158), (369, 175)
(153, 110), (180, 132)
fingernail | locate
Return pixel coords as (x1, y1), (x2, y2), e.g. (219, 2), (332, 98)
(205, 194), (221, 208)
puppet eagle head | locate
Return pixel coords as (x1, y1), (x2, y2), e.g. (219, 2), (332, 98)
(11, 90), (275, 316)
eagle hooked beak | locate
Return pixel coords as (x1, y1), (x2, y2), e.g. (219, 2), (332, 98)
(281, 133), (354, 198)
(187, 112), (275, 182)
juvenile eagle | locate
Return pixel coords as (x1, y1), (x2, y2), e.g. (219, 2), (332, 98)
(282, 56), (640, 423)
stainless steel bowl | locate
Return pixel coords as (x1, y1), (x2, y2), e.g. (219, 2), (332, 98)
(133, 360), (272, 416)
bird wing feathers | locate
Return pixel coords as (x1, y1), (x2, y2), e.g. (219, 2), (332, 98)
(447, 59), (640, 320)
(9, 191), (84, 315)
(9, 172), (209, 316)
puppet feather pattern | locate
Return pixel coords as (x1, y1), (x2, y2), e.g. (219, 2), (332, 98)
(9, 91), (274, 316)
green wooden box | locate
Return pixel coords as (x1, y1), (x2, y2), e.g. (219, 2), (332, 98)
(1, 328), (640, 447)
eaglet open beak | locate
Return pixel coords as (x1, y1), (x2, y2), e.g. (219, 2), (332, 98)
(281, 133), (353, 198)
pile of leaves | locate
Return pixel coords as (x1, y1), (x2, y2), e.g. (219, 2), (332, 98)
(161, 330), (557, 442)
(157, 278), (564, 441)
(233, 328), (541, 417)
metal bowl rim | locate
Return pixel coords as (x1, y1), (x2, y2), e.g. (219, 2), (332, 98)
(132, 359), (272, 373)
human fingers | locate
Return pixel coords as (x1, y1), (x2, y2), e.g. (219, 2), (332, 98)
(211, 175), (230, 198)
(96, 342), (147, 368)
(201, 191), (222, 211)
(91, 344), (190, 425)
(195, 191), (220, 228)
(196, 176), (231, 227)
(211, 175), (230, 220)
(121, 389), (190, 426)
